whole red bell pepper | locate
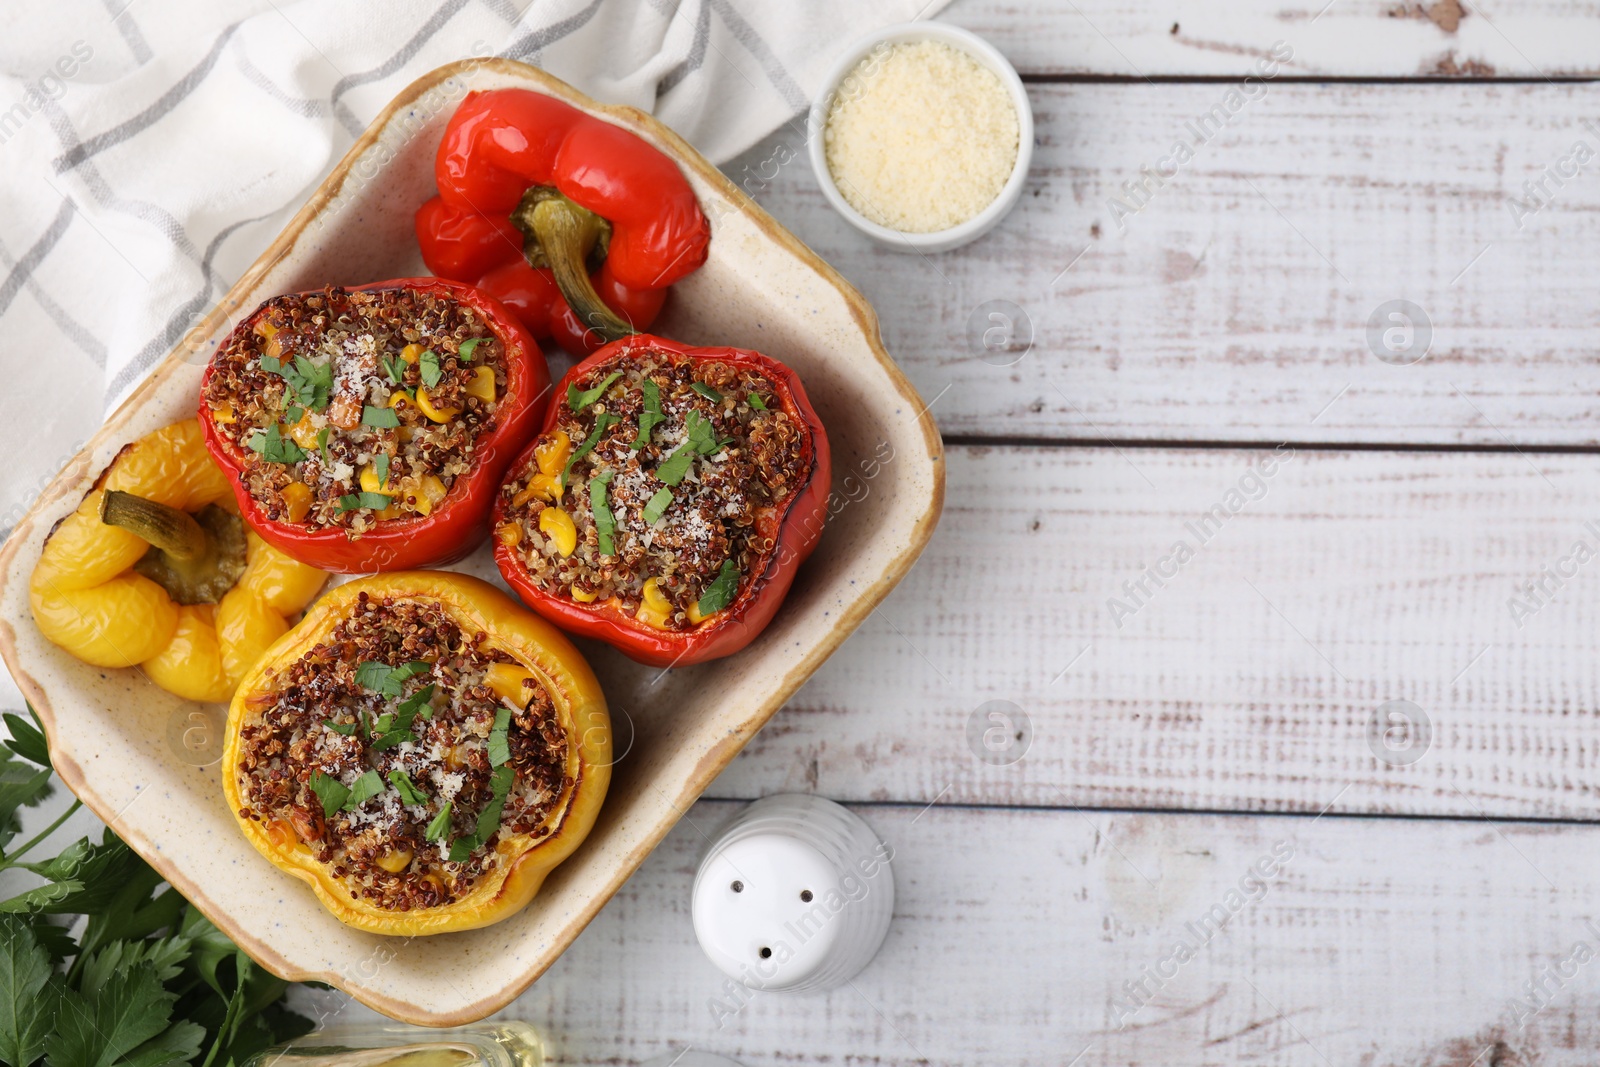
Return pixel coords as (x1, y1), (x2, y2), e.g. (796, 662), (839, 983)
(416, 88), (711, 357)
(198, 278), (549, 573)
(491, 334), (831, 667)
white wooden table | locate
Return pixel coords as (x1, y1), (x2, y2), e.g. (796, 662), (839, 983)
(317, 2), (1600, 1063)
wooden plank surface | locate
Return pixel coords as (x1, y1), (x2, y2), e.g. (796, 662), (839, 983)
(296, 800), (1600, 1067)
(727, 82), (1600, 446)
(945, 0), (1600, 77)
(698, 444), (1600, 821)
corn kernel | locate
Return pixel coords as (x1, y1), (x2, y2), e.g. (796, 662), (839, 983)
(570, 584), (598, 603)
(281, 482), (312, 523)
(534, 431), (571, 477)
(416, 386), (460, 423)
(636, 577), (673, 629)
(359, 463), (393, 495)
(400, 342), (424, 364)
(465, 365), (496, 403)
(495, 522), (522, 547)
(539, 507), (577, 556)
(485, 662), (536, 705)
(411, 474), (448, 517)
(211, 402), (236, 425)
(376, 849), (413, 874)
(686, 599), (710, 624)
(288, 411), (321, 450)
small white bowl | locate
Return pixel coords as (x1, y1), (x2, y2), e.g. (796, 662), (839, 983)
(806, 22), (1034, 254)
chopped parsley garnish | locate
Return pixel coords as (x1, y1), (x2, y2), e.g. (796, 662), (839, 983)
(631, 378), (664, 449)
(355, 659), (431, 698)
(568, 370), (621, 412)
(285, 404), (304, 427)
(487, 706), (512, 768)
(362, 405), (400, 428)
(261, 354), (332, 411)
(338, 491), (393, 512)
(323, 719), (358, 737)
(642, 487), (673, 525)
(389, 769), (430, 806)
(458, 337), (488, 362)
(691, 381), (723, 403)
(382, 353), (406, 385)
(748, 392), (767, 411)
(425, 801), (452, 843)
(697, 558), (741, 616)
(396, 683), (436, 720)
(590, 470), (616, 556)
(656, 443), (695, 486)
(316, 425), (331, 466)
(344, 769), (385, 809)
(686, 410), (726, 454)
(562, 412), (619, 485)
(309, 771), (350, 818)
(374, 452), (389, 488)
(419, 348), (443, 388)
(246, 424), (306, 466)
(449, 765), (515, 861)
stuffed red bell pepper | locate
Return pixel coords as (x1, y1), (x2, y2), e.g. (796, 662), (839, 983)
(491, 334), (830, 667)
(199, 279), (549, 573)
(415, 88), (710, 357)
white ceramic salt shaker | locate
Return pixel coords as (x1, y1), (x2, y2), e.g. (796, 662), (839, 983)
(691, 794), (895, 993)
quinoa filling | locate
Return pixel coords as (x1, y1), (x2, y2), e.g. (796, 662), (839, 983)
(496, 347), (807, 631)
(203, 286), (506, 533)
(235, 594), (572, 911)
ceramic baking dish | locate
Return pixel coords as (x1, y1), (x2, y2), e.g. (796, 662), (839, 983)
(0, 59), (942, 1024)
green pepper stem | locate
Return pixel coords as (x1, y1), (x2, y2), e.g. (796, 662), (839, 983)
(101, 490), (208, 561)
(530, 197), (638, 345)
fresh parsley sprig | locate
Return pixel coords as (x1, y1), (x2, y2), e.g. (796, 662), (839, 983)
(0, 706), (312, 1067)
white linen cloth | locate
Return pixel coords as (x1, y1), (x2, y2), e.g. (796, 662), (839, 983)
(0, 0), (948, 711)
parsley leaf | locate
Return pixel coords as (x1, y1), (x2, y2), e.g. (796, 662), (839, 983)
(561, 413), (619, 486)
(45, 960), (176, 1067)
(656, 443), (695, 487)
(448, 765), (515, 862)
(642, 487), (673, 525)
(373, 453), (389, 489)
(631, 379), (664, 450)
(457, 337), (488, 362)
(697, 559), (741, 616)
(261, 354), (332, 412)
(323, 719), (357, 737)
(748, 392), (767, 411)
(1, 709), (49, 768)
(316, 426), (331, 467)
(245, 425), (305, 466)
(686, 410), (722, 455)
(381, 353), (407, 386)
(308, 772), (349, 818)
(361, 405), (399, 429)
(0, 916), (58, 1067)
(691, 381), (723, 403)
(424, 802), (452, 843)
(567, 371), (621, 412)
(486, 707), (512, 769)
(419, 349), (442, 389)
(337, 492), (392, 512)
(355, 660), (430, 699)
(388, 770), (430, 807)
(590, 471), (616, 556)
(344, 770), (385, 810)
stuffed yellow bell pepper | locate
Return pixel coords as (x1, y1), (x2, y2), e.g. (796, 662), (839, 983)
(223, 572), (610, 935)
(29, 419), (327, 703)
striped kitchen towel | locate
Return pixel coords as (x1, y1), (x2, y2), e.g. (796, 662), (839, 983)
(0, 0), (948, 548)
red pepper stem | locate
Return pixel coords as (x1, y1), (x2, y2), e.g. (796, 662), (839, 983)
(530, 198), (638, 345)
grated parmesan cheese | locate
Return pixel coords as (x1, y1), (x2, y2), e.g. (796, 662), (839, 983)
(823, 39), (1019, 233)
